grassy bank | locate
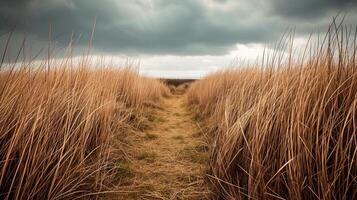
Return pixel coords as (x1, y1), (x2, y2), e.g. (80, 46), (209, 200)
(188, 24), (357, 199)
(0, 65), (169, 199)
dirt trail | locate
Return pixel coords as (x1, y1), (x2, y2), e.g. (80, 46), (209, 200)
(112, 93), (211, 199)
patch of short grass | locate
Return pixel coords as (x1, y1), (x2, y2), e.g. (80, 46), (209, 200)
(136, 151), (157, 163)
(172, 135), (184, 140)
(173, 112), (181, 117)
(154, 116), (166, 123)
(177, 174), (200, 184)
(116, 162), (135, 179)
(194, 143), (209, 152)
(191, 131), (204, 137)
(146, 113), (156, 122)
(172, 135), (186, 144)
(144, 133), (159, 140)
(183, 112), (192, 117)
(178, 146), (209, 164)
(138, 184), (156, 193)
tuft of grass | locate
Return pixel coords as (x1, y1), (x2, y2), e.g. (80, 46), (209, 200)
(173, 112), (181, 117)
(188, 21), (357, 199)
(154, 116), (166, 123)
(116, 162), (135, 179)
(176, 174), (200, 184)
(173, 135), (186, 144)
(194, 144), (209, 153)
(144, 133), (159, 140)
(179, 147), (209, 164)
(136, 151), (157, 162)
(0, 39), (170, 199)
(172, 135), (184, 140)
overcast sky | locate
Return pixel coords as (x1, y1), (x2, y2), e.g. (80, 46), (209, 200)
(1, 0), (357, 78)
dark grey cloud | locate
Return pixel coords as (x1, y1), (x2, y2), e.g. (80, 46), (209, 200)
(0, 0), (356, 58)
(268, 0), (357, 20)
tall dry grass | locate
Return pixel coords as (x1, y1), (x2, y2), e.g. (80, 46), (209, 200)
(0, 63), (169, 199)
(188, 23), (357, 199)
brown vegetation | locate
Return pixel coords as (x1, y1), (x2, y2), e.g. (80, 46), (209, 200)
(188, 24), (357, 199)
(0, 65), (169, 199)
(108, 93), (211, 199)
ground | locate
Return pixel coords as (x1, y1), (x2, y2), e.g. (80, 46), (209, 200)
(108, 92), (212, 200)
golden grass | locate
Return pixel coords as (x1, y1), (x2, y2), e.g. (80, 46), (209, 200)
(0, 65), (169, 199)
(113, 93), (212, 200)
(188, 24), (357, 199)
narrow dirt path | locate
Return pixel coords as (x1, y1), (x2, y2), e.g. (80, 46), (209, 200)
(113, 93), (211, 199)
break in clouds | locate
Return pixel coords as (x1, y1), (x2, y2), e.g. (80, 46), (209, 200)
(1, 0), (357, 57)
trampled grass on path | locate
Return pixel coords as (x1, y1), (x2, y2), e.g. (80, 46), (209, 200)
(107, 91), (212, 200)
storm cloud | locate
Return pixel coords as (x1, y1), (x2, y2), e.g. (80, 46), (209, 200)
(268, 0), (357, 20)
(0, 0), (357, 57)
